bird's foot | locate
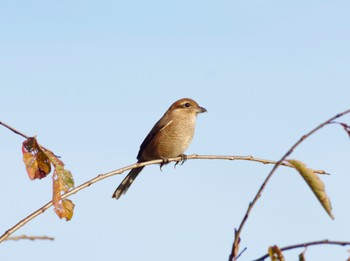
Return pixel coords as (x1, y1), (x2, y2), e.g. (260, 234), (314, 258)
(174, 154), (187, 168)
(160, 157), (170, 171)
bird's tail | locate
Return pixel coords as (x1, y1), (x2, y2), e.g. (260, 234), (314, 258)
(112, 167), (144, 199)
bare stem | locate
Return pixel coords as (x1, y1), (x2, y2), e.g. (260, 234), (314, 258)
(6, 235), (54, 241)
(253, 239), (350, 261)
(229, 108), (350, 261)
(0, 154), (326, 243)
(0, 121), (52, 153)
(0, 121), (30, 139)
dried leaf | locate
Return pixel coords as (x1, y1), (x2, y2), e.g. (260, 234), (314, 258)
(299, 252), (306, 261)
(44, 149), (75, 221)
(22, 138), (75, 220)
(52, 166), (75, 221)
(288, 159), (334, 219)
(22, 137), (51, 180)
(55, 165), (74, 192)
(43, 149), (64, 166)
(268, 245), (285, 261)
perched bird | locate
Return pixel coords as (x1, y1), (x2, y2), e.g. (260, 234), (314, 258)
(112, 98), (207, 199)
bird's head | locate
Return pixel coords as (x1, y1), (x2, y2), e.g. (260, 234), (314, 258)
(168, 98), (207, 116)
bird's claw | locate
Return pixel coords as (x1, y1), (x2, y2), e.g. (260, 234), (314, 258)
(174, 154), (187, 168)
(160, 157), (169, 171)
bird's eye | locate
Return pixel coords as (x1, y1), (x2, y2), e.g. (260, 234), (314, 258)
(184, 102), (191, 108)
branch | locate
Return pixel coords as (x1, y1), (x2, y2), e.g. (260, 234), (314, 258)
(0, 154), (326, 244)
(0, 121), (54, 155)
(253, 240), (350, 261)
(6, 235), (54, 241)
(0, 121), (30, 139)
(229, 108), (350, 261)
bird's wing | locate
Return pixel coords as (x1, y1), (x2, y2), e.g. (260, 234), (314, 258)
(136, 116), (173, 160)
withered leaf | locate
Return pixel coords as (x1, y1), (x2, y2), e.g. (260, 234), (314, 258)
(49, 152), (75, 221)
(22, 137), (51, 180)
(268, 245), (285, 261)
(288, 159), (334, 219)
(22, 138), (75, 220)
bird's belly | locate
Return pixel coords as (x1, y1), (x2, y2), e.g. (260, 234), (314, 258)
(142, 127), (194, 160)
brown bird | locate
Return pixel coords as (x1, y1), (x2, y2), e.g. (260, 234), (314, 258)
(112, 98), (207, 199)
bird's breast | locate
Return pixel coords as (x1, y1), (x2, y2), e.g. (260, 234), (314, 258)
(141, 116), (196, 160)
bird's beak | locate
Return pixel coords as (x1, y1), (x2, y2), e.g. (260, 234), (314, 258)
(197, 106), (207, 113)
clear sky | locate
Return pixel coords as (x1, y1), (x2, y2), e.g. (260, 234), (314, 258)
(1, 1), (350, 260)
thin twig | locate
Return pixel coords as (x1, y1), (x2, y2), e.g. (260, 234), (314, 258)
(0, 154), (327, 243)
(253, 239), (350, 261)
(236, 247), (247, 260)
(0, 121), (330, 176)
(185, 155), (327, 174)
(0, 121), (30, 139)
(229, 108), (350, 261)
(0, 121), (52, 153)
(6, 235), (54, 241)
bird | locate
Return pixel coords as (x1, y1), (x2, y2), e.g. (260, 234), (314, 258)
(112, 98), (207, 199)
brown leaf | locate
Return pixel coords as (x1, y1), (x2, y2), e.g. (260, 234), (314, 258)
(22, 137), (51, 180)
(299, 252), (306, 261)
(43, 149), (75, 221)
(50, 156), (75, 221)
(288, 159), (334, 219)
(268, 245), (285, 261)
(53, 191), (74, 221)
(22, 138), (75, 220)
(43, 149), (64, 167)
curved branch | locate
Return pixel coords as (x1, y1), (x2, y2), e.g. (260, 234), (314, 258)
(229, 108), (350, 261)
(0, 154), (325, 243)
(253, 239), (350, 261)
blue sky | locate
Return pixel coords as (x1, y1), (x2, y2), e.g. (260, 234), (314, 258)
(1, 1), (350, 260)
